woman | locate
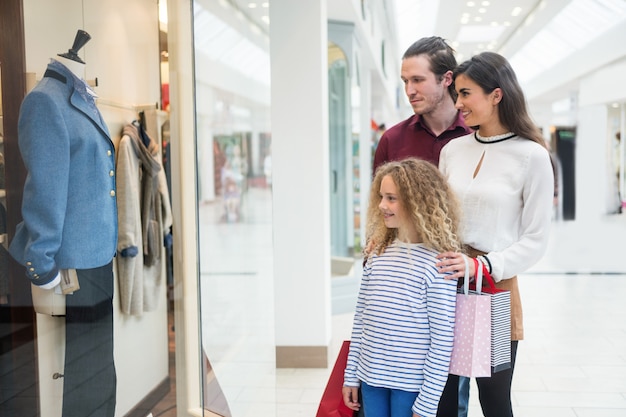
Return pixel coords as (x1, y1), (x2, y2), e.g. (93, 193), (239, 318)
(343, 159), (461, 417)
(435, 52), (554, 417)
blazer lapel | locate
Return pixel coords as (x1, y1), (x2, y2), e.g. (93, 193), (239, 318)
(69, 84), (112, 141)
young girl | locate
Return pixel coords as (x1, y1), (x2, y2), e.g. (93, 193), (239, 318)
(343, 158), (462, 417)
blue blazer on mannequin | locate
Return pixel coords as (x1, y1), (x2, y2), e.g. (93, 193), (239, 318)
(9, 59), (118, 287)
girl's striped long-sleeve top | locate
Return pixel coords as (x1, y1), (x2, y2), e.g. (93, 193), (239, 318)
(344, 240), (457, 417)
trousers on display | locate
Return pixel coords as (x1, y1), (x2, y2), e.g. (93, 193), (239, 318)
(62, 261), (116, 417)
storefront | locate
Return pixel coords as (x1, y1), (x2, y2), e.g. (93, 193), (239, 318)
(0, 0), (403, 416)
(0, 1), (203, 416)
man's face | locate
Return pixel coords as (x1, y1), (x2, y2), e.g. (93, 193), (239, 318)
(400, 55), (448, 116)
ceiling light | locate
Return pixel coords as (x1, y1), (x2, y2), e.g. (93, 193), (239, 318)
(467, 1), (476, 6)
(478, 7), (486, 13)
(511, 7), (522, 16)
(248, 2), (257, 8)
(474, 16), (483, 22)
(261, 15), (270, 24)
(457, 24), (506, 42)
(262, 2), (269, 7)
(482, 1), (490, 5)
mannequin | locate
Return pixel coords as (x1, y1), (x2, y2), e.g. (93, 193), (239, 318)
(9, 30), (117, 417)
(53, 55), (85, 79)
(32, 31), (90, 292)
(52, 29), (91, 80)
(55, 28), (90, 76)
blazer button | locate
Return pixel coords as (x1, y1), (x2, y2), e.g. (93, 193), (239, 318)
(110, 190), (116, 197)
(109, 170), (114, 177)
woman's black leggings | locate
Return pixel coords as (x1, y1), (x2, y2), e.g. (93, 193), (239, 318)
(437, 341), (519, 417)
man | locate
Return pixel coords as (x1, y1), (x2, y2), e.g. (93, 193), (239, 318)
(371, 36), (472, 417)
(373, 36), (471, 172)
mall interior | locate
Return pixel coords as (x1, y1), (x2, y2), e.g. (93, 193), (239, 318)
(1, 0), (626, 416)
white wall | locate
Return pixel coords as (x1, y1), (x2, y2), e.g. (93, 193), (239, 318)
(23, 1), (169, 415)
(530, 59), (626, 274)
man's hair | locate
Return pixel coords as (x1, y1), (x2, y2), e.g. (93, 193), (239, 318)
(403, 36), (458, 100)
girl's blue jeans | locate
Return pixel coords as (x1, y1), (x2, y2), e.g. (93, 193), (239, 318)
(360, 381), (418, 417)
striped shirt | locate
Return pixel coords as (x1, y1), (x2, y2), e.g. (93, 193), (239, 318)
(344, 240), (456, 417)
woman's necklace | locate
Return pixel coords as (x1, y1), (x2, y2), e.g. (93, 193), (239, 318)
(474, 131), (517, 144)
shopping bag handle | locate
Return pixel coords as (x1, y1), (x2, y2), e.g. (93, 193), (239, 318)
(460, 255), (481, 295)
(461, 256), (496, 295)
(469, 257), (498, 292)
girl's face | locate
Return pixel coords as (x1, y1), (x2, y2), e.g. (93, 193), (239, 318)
(454, 73), (501, 129)
(378, 175), (407, 230)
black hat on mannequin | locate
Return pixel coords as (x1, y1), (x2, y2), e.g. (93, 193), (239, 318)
(57, 30), (91, 64)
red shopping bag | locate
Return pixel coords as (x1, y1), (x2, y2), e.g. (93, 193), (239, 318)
(449, 258), (511, 377)
(316, 340), (356, 417)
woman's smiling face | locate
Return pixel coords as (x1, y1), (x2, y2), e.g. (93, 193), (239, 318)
(454, 73), (500, 129)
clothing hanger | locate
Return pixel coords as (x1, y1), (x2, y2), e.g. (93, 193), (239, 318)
(135, 111), (151, 147)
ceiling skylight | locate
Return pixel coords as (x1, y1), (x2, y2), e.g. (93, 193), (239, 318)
(510, 0), (626, 83)
(193, 2), (270, 85)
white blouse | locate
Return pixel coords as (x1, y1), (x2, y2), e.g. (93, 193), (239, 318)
(439, 132), (554, 281)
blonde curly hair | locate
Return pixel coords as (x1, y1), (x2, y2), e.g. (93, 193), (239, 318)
(365, 158), (462, 256)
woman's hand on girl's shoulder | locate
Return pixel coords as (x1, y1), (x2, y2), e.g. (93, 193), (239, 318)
(436, 251), (474, 280)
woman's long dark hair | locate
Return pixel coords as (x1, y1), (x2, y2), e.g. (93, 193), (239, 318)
(454, 52), (545, 147)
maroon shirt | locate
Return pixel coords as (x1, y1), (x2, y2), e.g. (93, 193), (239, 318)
(373, 111), (471, 173)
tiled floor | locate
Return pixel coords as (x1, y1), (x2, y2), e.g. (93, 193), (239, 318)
(269, 274), (626, 417)
(2, 183), (625, 417)
(197, 186), (626, 417)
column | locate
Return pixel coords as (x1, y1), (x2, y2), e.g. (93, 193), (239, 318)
(270, 0), (331, 367)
